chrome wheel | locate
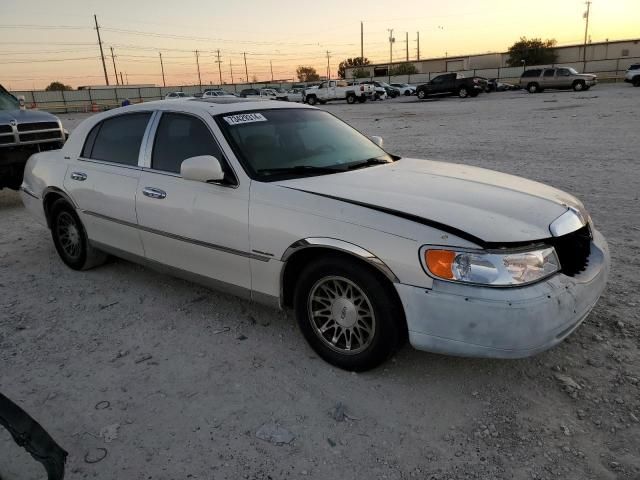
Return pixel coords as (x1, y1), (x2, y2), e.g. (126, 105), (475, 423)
(56, 211), (81, 259)
(307, 276), (376, 355)
(458, 87), (468, 98)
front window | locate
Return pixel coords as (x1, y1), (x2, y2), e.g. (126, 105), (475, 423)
(0, 88), (20, 110)
(216, 109), (393, 181)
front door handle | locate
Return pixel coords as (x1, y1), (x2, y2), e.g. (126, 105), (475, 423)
(70, 172), (87, 181)
(142, 187), (167, 200)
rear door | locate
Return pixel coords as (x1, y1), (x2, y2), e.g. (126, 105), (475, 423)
(135, 111), (251, 292)
(542, 69), (556, 88)
(64, 112), (153, 255)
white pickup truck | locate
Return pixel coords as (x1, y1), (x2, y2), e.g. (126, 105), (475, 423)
(304, 80), (374, 105)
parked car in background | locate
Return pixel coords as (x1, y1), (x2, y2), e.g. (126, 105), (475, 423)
(165, 92), (191, 100)
(624, 64), (640, 87)
(239, 88), (276, 99)
(485, 78), (517, 92)
(0, 84), (67, 190)
(304, 80), (373, 105)
(286, 88), (305, 103)
(416, 73), (487, 99)
(202, 89), (235, 98)
(520, 67), (597, 93)
(390, 83), (416, 96)
(357, 81), (399, 99)
(20, 99), (610, 371)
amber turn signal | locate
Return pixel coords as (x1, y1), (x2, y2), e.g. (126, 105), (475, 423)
(425, 250), (456, 279)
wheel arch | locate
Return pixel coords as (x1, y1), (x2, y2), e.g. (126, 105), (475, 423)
(280, 238), (400, 308)
(42, 187), (76, 228)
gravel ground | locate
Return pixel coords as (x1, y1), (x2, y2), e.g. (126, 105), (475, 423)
(1, 84), (639, 480)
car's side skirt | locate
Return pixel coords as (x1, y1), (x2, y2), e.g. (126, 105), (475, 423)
(91, 240), (281, 309)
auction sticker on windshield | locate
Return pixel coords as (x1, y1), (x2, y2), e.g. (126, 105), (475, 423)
(223, 113), (267, 125)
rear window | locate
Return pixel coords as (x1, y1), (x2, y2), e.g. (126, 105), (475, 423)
(522, 69), (542, 78)
(82, 113), (151, 166)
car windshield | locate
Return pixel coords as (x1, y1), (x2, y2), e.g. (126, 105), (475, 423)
(568, 68), (579, 74)
(217, 109), (393, 180)
(0, 88), (20, 110)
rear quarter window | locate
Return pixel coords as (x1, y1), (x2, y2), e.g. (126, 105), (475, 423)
(522, 69), (542, 78)
(82, 113), (151, 166)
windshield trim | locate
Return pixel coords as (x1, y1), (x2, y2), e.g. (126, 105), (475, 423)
(213, 107), (394, 182)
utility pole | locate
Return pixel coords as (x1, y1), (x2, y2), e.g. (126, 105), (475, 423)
(215, 49), (223, 85)
(416, 32), (420, 60)
(270, 60), (274, 82)
(195, 50), (202, 89)
(387, 29), (395, 80)
(326, 51), (331, 80)
(159, 52), (166, 87)
(243, 52), (248, 83)
(125, 72), (129, 85)
(405, 32), (409, 61)
(94, 14), (109, 85)
(583, 1), (592, 65)
(110, 46), (119, 86)
(360, 21), (364, 59)
(229, 59), (234, 84)
(120, 72), (124, 85)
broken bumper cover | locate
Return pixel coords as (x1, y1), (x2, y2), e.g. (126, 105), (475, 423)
(396, 228), (609, 358)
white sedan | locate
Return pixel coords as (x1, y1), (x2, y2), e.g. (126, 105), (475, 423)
(164, 92), (191, 100)
(20, 99), (609, 371)
(390, 83), (416, 96)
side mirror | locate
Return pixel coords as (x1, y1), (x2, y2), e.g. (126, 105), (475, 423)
(370, 136), (384, 148)
(181, 155), (225, 183)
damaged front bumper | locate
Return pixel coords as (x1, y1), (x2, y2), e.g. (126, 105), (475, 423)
(396, 227), (610, 358)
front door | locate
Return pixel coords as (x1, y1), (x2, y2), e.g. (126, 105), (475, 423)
(135, 111), (251, 292)
(64, 112), (152, 256)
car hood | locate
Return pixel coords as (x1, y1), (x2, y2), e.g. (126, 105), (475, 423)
(577, 74), (597, 79)
(0, 109), (60, 124)
(276, 158), (584, 244)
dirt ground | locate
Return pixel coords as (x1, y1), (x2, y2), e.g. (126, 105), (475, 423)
(1, 84), (639, 480)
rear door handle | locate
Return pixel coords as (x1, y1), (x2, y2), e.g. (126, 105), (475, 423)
(70, 172), (87, 181)
(142, 187), (167, 199)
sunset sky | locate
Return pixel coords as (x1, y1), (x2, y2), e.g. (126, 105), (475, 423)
(1, 0), (639, 90)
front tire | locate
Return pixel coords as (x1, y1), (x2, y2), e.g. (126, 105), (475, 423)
(458, 86), (469, 98)
(50, 199), (107, 270)
(632, 77), (640, 87)
(404, 90), (411, 96)
(306, 95), (317, 106)
(417, 89), (426, 100)
(346, 93), (356, 104)
(573, 80), (585, 92)
(294, 256), (403, 371)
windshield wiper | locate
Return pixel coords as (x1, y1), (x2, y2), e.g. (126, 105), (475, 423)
(346, 158), (392, 170)
(257, 165), (342, 175)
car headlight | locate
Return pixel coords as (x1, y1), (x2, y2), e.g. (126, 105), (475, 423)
(421, 246), (560, 286)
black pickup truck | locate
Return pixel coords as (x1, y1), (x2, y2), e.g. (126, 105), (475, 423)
(0, 85), (67, 190)
(416, 73), (487, 99)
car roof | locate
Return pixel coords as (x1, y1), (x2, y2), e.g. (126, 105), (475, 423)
(121, 97), (315, 115)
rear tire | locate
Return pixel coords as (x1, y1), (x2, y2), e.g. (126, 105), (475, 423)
(294, 256), (403, 371)
(632, 77), (640, 87)
(50, 199), (107, 270)
(404, 90), (411, 96)
(346, 93), (356, 104)
(306, 95), (317, 106)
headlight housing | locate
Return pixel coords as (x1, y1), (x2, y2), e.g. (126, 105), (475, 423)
(421, 246), (560, 287)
